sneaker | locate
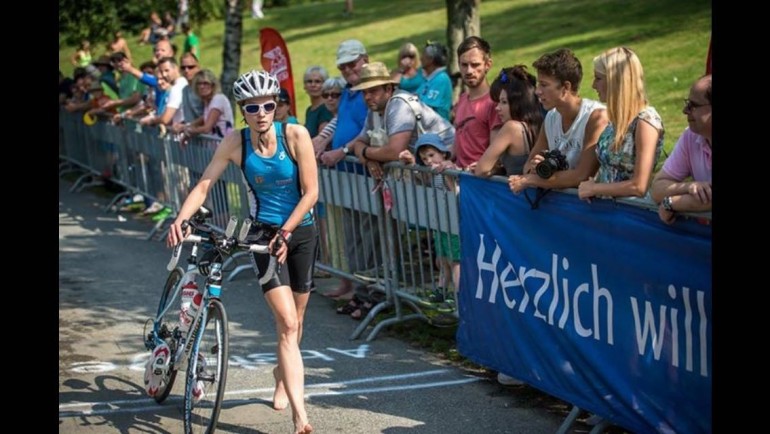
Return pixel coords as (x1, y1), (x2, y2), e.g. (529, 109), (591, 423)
(144, 343), (171, 397)
(129, 193), (144, 204)
(151, 207), (173, 222)
(142, 201), (165, 215)
(497, 372), (524, 386)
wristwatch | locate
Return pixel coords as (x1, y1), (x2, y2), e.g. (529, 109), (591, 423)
(662, 196), (675, 212)
(342, 145), (350, 154)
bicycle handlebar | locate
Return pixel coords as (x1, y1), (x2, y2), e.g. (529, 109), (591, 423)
(166, 224), (271, 271)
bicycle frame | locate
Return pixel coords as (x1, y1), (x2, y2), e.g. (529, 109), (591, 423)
(178, 261), (220, 370)
(145, 240), (204, 354)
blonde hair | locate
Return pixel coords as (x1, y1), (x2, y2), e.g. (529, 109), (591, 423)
(192, 69), (220, 97)
(398, 42), (421, 69)
(593, 47), (647, 152)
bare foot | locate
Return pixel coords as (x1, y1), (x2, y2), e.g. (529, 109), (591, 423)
(293, 422), (313, 434)
(272, 366), (288, 411)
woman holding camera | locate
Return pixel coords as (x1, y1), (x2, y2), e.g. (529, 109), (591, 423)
(167, 70), (317, 434)
(508, 48), (608, 193)
(475, 65), (543, 177)
(577, 47), (664, 201)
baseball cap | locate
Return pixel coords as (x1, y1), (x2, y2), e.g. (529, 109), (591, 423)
(414, 133), (451, 165)
(336, 39), (367, 66)
(278, 88), (291, 103)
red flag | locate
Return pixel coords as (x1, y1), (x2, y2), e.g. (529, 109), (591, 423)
(260, 28), (296, 117)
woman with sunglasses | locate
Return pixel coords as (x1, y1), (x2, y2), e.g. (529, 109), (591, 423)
(168, 69), (317, 434)
(183, 69), (234, 141)
(390, 42), (423, 94)
(311, 76), (346, 157)
(578, 46), (664, 202)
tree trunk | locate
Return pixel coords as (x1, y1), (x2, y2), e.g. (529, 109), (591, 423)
(445, 0), (480, 98)
(221, 0), (243, 103)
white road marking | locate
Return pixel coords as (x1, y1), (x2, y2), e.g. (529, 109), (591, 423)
(59, 369), (482, 417)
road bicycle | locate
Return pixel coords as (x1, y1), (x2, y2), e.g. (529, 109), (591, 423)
(143, 206), (277, 433)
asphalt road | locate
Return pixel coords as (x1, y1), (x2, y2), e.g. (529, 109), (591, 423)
(59, 178), (578, 434)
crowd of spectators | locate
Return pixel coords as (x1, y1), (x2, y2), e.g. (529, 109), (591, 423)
(60, 29), (711, 312)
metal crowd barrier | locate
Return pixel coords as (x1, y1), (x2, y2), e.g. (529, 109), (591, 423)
(60, 108), (712, 344)
(60, 108), (712, 434)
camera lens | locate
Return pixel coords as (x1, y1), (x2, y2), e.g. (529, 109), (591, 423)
(535, 160), (555, 179)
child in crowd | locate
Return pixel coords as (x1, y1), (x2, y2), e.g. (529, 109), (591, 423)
(399, 133), (460, 308)
(275, 88), (299, 124)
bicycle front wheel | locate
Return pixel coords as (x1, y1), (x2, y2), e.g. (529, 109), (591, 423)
(152, 267), (184, 403)
(184, 298), (229, 434)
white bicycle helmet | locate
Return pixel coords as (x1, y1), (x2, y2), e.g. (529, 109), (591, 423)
(233, 69), (280, 101)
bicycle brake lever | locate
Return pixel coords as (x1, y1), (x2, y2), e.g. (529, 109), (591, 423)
(167, 243), (183, 271)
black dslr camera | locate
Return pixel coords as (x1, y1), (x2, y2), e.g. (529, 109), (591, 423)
(535, 149), (569, 179)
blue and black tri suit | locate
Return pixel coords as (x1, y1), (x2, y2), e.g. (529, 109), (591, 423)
(240, 122), (317, 293)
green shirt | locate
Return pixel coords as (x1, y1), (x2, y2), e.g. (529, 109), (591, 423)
(184, 33), (200, 58)
(117, 73), (142, 112)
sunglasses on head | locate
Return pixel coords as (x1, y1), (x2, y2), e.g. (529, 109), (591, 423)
(242, 102), (277, 114)
(322, 92), (341, 99)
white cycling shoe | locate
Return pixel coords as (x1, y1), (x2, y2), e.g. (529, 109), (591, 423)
(144, 342), (171, 397)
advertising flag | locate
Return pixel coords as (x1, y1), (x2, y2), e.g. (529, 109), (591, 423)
(260, 27), (296, 116)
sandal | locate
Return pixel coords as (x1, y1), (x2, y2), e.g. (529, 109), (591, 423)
(350, 301), (374, 320)
(336, 296), (362, 315)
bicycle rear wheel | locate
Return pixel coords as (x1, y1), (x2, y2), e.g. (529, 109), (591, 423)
(184, 298), (229, 434)
(151, 267), (184, 403)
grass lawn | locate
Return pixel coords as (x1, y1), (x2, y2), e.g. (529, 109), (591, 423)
(59, 0), (711, 157)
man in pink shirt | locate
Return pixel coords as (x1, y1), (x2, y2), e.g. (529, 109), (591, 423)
(651, 74), (712, 224)
(451, 36), (502, 170)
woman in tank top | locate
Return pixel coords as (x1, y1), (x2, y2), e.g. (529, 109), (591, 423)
(475, 65), (543, 178)
(168, 70), (317, 434)
(577, 46), (664, 202)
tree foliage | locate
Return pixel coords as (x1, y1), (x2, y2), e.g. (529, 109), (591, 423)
(58, 0), (224, 47)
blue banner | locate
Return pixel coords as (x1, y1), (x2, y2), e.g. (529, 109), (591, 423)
(456, 175), (711, 434)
